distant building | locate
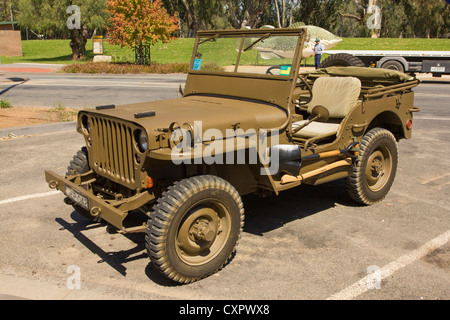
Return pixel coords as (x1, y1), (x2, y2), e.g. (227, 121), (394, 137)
(0, 21), (18, 31)
(0, 21), (22, 57)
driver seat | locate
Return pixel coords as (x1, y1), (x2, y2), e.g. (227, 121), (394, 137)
(293, 76), (361, 139)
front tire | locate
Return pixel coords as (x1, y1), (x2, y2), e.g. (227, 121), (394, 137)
(66, 147), (89, 176)
(66, 147), (100, 221)
(146, 175), (244, 283)
(346, 128), (398, 205)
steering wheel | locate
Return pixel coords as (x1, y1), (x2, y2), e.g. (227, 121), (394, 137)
(266, 65), (281, 75)
(296, 74), (313, 106)
(266, 67), (313, 106)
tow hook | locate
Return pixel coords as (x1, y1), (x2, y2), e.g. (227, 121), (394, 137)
(48, 180), (58, 189)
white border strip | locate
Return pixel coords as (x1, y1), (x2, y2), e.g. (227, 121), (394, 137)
(327, 229), (450, 300)
(0, 190), (60, 205)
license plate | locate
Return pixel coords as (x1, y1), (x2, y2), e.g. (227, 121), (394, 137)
(430, 66), (445, 72)
(66, 186), (89, 211)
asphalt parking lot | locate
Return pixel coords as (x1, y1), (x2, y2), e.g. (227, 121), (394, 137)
(0, 79), (449, 301)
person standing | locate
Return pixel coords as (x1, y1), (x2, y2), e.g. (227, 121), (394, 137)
(314, 38), (324, 69)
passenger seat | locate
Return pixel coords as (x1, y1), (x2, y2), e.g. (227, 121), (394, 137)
(293, 76), (361, 139)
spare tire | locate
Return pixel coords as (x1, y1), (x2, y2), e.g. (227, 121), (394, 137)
(320, 53), (365, 68)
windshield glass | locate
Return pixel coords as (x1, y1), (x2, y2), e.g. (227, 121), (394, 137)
(191, 33), (301, 77)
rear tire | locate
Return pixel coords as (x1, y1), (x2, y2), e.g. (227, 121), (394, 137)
(320, 53), (365, 68)
(146, 175), (244, 283)
(346, 128), (398, 205)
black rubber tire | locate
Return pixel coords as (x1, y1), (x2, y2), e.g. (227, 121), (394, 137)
(66, 147), (89, 176)
(66, 147), (99, 221)
(380, 60), (405, 73)
(146, 175), (244, 284)
(346, 128), (399, 205)
(320, 53), (365, 68)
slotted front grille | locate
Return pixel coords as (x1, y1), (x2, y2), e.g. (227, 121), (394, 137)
(89, 116), (136, 185)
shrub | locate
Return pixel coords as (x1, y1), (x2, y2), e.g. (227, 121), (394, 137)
(62, 62), (190, 74)
(0, 98), (13, 109)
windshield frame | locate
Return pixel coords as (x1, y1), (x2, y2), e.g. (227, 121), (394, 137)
(189, 28), (307, 81)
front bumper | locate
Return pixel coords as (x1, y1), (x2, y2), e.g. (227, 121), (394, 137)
(45, 170), (154, 230)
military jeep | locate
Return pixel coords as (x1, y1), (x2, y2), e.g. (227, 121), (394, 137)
(45, 28), (420, 283)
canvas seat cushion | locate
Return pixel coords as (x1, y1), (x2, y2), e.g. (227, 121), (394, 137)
(307, 76), (361, 118)
(293, 76), (361, 139)
(292, 120), (340, 139)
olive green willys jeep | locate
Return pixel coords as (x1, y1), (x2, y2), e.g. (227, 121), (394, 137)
(45, 28), (420, 283)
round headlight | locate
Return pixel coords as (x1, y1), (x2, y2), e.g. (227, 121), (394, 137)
(138, 130), (148, 152)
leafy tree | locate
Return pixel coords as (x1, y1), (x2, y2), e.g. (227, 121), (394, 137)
(106, 0), (179, 64)
(331, 0), (449, 38)
(377, 0), (411, 38)
(273, 0), (301, 28)
(0, 0), (14, 21)
(227, 0), (271, 29)
(163, 0), (229, 37)
(294, 0), (343, 34)
(16, 0), (109, 60)
(403, 0), (449, 38)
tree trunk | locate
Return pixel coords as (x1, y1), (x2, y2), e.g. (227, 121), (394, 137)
(228, 0), (269, 29)
(341, 0), (381, 37)
(181, 0), (198, 37)
(69, 27), (87, 61)
(274, 0), (281, 28)
(247, 0), (270, 28)
(227, 0), (240, 29)
(368, 0), (380, 38)
(289, 0), (294, 26)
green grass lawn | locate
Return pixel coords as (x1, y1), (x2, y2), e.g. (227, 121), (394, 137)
(1, 38), (195, 65)
(2, 39), (80, 65)
(332, 38), (450, 51)
(1, 37), (449, 67)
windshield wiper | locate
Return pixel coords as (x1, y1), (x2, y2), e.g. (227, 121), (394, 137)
(243, 33), (271, 52)
(198, 34), (219, 45)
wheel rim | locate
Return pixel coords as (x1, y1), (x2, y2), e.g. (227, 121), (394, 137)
(365, 146), (393, 192)
(386, 66), (399, 71)
(175, 201), (231, 266)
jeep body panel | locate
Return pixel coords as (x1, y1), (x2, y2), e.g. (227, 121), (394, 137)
(45, 27), (419, 238)
(78, 95), (288, 147)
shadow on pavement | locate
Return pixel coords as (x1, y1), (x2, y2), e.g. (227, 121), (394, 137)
(55, 214), (148, 277)
(55, 211), (172, 285)
(0, 78), (29, 96)
(53, 178), (359, 285)
(243, 179), (360, 236)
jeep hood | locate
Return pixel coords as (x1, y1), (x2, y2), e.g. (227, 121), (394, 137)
(83, 95), (287, 135)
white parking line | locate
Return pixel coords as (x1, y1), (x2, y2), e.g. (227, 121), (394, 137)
(326, 229), (450, 300)
(414, 93), (450, 98)
(414, 116), (450, 121)
(0, 190), (60, 205)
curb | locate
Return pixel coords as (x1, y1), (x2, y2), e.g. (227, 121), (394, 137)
(0, 121), (76, 138)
